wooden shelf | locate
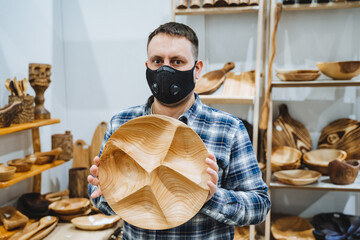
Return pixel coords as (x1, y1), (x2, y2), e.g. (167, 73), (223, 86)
(0, 160), (66, 189)
(0, 118), (60, 136)
(272, 78), (360, 87)
(282, 1), (360, 11)
(199, 95), (254, 104)
(270, 174), (360, 192)
(175, 6), (259, 15)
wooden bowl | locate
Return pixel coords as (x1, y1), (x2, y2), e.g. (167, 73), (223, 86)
(7, 158), (33, 172)
(0, 165), (16, 182)
(57, 207), (92, 222)
(271, 146), (302, 172)
(17, 193), (50, 218)
(316, 61), (360, 80)
(99, 115), (209, 230)
(271, 216), (315, 240)
(33, 147), (63, 164)
(276, 69), (321, 81)
(71, 213), (120, 230)
(328, 159), (360, 185)
(273, 169), (322, 185)
(303, 149), (347, 175)
(48, 198), (90, 215)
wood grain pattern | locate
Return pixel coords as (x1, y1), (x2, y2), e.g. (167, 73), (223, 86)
(222, 70), (255, 97)
(190, 0), (201, 8)
(195, 62), (235, 95)
(99, 115), (209, 230)
(271, 216), (315, 240)
(0, 206), (29, 230)
(72, 139), (90, 168)
(69, 167), (88, 198)
(318, 118), (360, 160)
(264, 104), (312, 154)
(71, 214), (120, 230)
(51, 131), (73, 161)
(271, 146), (302, 172)
(89, 121), (108, 167)
(203, 0), (214, 7)
(328, 160), (360, 185)
(176, 0), (188, 9)
(273, 169), (322, 185)
(8, 95), (34, 124)
(48, 198), (90, 215)
(316, 61), (360, 80)
(0, 101), (21, 128)
(275, 70), (321, 82)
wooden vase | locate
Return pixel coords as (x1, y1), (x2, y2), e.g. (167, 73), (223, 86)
(69, 167), (88, 198)
(52, 131), (73, 161)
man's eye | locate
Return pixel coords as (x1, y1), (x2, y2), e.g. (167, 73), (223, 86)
(174, 60), (182, 65)
(154, 59), (161, 64)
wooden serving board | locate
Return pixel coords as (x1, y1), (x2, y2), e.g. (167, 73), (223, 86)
(72, 139), (90, 169)
(264, 104), (312, 154)
(222, 71), (255, 98)
(89, 121), (108, 166)
(318, 118), (360, 160)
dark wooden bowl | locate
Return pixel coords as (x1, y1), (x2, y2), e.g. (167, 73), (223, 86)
(328, 159), (360, 185)
(7, 158), (33, 172)
(17, 193), (50, 219)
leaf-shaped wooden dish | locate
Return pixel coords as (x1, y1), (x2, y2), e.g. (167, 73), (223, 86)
(71, 214), (120, 230)
(316, 61), (360, 80)
(271, 146), (302, 172)
(99, 115), (209, 230)
(271, 216), (315, 240)
(222, 70), (255, 97)
(318, 118), (360, 160)
(48, 198), (90, 215)
(303, 149), (347, 175)
(275, 69), (321, 81)
(195, 62), (235, 95)
(273, 169), (322, 185)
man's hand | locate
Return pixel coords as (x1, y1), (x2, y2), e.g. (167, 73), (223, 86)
(206, 152), (218, 202)
(87, 156), (103, 199)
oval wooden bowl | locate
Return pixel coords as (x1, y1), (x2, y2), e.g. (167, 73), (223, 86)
(273, 169), (322, 185)
(328, 159), (360, 185)
(303, 149), (347, 175)
(316, 61), (360, 80)
(48, 198), (90, 215)
(271, 146), (302, 172)
(99, 115), (209, 230)
(7, 158), (33, 172)
(71, 213), (120, 230)
(271, 216), (315, 240)
(276, 71), (321, 81)
(57, 207), (92, 222)
(0, 165), (16, 182)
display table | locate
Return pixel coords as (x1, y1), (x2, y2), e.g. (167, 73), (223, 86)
(43, 221), (122, 240)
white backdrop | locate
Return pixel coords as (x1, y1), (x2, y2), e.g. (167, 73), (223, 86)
(0, 0), (359, 217)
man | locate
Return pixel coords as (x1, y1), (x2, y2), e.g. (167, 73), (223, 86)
(88, 22), (270, 239)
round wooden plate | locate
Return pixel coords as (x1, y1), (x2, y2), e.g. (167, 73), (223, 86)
(273, 169), (322, 185)
(71, 214), (120, 230)
(48, 198), (90, 215)
(99, 115), (209, 230)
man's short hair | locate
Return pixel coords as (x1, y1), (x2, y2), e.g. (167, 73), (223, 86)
(147, 22), (199, 60)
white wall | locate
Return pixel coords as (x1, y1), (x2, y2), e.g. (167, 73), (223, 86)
(0, 0), (359, 219)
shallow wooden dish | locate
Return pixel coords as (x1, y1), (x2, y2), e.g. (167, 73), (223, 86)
(48, 198), (90, 215)
(57, 207), (92, 222)
(71, 213), (120, 230)
(0, 165), (16, 182)
(303, 149), (347, 175)
(316, 61), (360, 80)
(99, 115), (209, 230)
(34, 147), (63, 164)
(275, 69), (321, 81)
(328, 159), (360, 185)
(0, 206), (29, 230)
(271, 146), (302, 172)
(7, 158), (33, 172)
(273, 169), (322, 185)
(222, 71), (255, 97)
(271, 216), (315, 240)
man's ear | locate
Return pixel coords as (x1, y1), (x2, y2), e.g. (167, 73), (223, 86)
(195, 60), (203, 80)
(145, 61), (148, 68)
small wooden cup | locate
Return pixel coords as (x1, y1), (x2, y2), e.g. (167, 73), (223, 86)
(328, 159), (360, 185)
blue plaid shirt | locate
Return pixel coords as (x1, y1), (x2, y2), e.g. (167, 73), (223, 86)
(89, 94), (270, 240)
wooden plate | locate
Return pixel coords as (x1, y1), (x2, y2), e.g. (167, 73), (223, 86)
(222, 71), (255, 97)
(48, 198), (90, 215)
(316, 61), (360, 80)
(271, 216), (315, 240)
(303, 149), (347, 175)
(71, 214), (120, 230)
(57, 207), (92, 222)
(273, 169), (322, 185)
(276, 70), (321, 81)
(99, 115), (209, 230)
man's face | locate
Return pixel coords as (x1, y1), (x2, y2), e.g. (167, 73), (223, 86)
(146, 33), (202, 80)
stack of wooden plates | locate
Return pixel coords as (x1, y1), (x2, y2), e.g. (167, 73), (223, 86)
(48, 198), (91, 222)
(303, 149), (347, 175)
(274, 169), (322, 185)
(271, 146), (302, 172)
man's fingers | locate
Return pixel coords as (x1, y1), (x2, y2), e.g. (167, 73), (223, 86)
(206, 157), (218, 173)
(93, 156), (100, 166)
(207, 167), (218, 185)
(90, 164), (99, 177)
(91, 188), (102, 199)
(88, 175), (99, 186)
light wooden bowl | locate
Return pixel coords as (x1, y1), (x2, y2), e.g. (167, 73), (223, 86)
(303, 149), (347, 175)
(271, 146), (302, 172)
(99, 115), (209, 230)
(273, 169), (322, 185)
(328, 159), (360, 185)
(57, 207), (92, 222)
(7, 158), (33, 172)
(48, 198), (90, 215)
(71, 214), (120, 230)
(271, 216), (315, 240)
(0, 165), (16, 182)
(276, 70), (321, 81)
(316, 61), (360, 80)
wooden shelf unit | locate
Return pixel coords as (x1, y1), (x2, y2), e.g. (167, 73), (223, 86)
(272, 78), (360, 88)
(0, 118), (62, 192)
(282, 1), (360, 11)
(199, 95), (254, 104)
(175, 6), (259, 15)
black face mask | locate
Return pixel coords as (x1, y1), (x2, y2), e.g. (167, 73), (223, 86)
(146, 62), (197, 105)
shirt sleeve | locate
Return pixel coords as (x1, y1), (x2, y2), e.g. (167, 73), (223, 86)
(200, 124), (271, 226)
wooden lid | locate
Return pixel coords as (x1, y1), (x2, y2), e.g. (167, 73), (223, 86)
(99, 115), (209, 230)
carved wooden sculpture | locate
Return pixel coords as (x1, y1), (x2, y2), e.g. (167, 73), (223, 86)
(29, 63), (52, 120)
(99, 115), (209, 230)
